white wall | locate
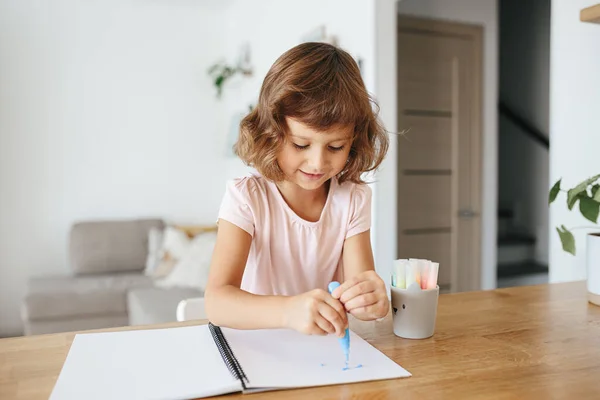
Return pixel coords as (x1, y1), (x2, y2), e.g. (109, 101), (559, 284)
(217, 0), (404, 287)
(549, 0), (600, 282)
(0, 0), (384, 336)
(0, 0), (229, 336)
(0, 0), (501, 336)
(218, 0), (376, 177)
(499, 0), (550, 264)
(214, 0), (392, 271)
(372, 0), (399, 289)
(397, 0), (499, 290)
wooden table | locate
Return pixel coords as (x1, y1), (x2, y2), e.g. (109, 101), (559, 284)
(1, 281), (600, 399)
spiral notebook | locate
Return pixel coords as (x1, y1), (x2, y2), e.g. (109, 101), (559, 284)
(50, 323), (411, 400)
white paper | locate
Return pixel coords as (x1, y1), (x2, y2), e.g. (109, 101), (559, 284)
(49, 325), (240, 400)
(222, 328), (412, 391)
(49, 325), (411, 400)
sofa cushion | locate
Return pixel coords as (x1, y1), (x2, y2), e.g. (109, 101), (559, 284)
(23, 273), (154, 320)
(127, 287), (203, 326)
(69, 218), (165, 275)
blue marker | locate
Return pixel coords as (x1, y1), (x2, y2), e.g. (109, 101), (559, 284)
(327, 281), (350, 368)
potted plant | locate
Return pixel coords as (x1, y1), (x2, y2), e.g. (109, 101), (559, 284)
(549, 173), (600, 306)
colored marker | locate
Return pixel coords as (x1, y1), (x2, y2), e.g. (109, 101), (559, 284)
(328, 281), (350, 368)
(428, 262), (439, 289)
(420, 260), (431, 289)
(394, 259), (408, 289)
(407, 259), (421, 287)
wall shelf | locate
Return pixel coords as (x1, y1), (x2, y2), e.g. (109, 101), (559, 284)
(581, 4), (600, 24)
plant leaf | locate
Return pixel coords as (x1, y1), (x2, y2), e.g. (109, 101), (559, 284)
(567, 193), (580, 210)
(567, 174), (600, 209)
(593, 184), (600, 202)
(556, 225), (576, 255)
(579, 194), (600, 223)
(549, 178), (561, 205)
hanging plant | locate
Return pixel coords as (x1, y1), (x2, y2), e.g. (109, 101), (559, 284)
(207, 62), (241, 98)
(208, 45), (253, 99)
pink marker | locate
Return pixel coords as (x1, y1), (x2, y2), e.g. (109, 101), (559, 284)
(420, 261), (431, 289)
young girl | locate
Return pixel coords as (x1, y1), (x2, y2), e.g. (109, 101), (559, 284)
(205, 42), (389, 338)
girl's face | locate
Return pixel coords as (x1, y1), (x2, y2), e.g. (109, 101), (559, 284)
(277, 117), (353, 191)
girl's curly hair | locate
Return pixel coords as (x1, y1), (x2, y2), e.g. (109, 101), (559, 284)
(234, 42), (388, 184)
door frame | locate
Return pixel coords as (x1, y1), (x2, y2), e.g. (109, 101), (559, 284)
(396, 15), (483, 292)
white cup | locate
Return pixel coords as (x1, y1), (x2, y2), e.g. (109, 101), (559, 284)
(390, 283), (439, 339)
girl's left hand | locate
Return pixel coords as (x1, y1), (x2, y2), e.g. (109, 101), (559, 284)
(331, 270), (389, 321)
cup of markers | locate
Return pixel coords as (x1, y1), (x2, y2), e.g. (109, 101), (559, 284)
(390, 258), (440, 339)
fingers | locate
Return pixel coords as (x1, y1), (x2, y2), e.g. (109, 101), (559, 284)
(339, 280), (376, 304)
(331, 270), (380, 301)
(348, 296), (390, 321)
(349, 306), (372, 320)
(344, 292), (379, 311)
(349, 299), (388, 321)
(322, 294), (348, 327)
(313, 314), (334, 336)
(302, 289), (346, 336)
(330, 272), (388, 321)
(331, 275), (361, 299)
(318, 303), (347, 337)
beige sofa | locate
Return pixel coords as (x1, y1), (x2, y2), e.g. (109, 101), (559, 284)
(20, 218), (205, 336)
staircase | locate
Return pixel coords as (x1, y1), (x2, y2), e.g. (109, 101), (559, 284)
(497, 207), (548, 288)
(497, 100), (550, 288)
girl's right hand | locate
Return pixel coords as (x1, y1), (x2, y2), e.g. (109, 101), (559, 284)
(283, 289), (348, 337)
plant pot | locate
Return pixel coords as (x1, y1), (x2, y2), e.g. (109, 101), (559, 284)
(586, 233), (600, 306)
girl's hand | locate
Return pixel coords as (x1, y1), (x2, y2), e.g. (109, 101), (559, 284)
(331, 270), (389, 320)
(283, 289), (348, 337)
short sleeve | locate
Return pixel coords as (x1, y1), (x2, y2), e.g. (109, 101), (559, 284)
(217, 178), (255, 236)
(346, 184), (372, 239)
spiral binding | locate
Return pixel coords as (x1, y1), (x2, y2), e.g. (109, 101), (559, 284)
(208, 322), (249, 389)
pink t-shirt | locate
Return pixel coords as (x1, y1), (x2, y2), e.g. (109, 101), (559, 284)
(217, 173), (372, 296)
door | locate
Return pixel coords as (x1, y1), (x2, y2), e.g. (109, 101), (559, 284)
(397, 16), (482, 293)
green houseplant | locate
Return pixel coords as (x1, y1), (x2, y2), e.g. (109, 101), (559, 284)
(549, 173), (600, 306)
(548, 173), (600, 255)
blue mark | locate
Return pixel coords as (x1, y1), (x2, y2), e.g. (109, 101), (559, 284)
(320, 362), (363, 370)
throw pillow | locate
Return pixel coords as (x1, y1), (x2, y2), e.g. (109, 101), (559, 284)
(151, 255), (178, 279)
(144, 227), (165, 276)
(161, 226), (192, 260)
(154, 231), (217, 292)
(148, 226), (192, 279)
